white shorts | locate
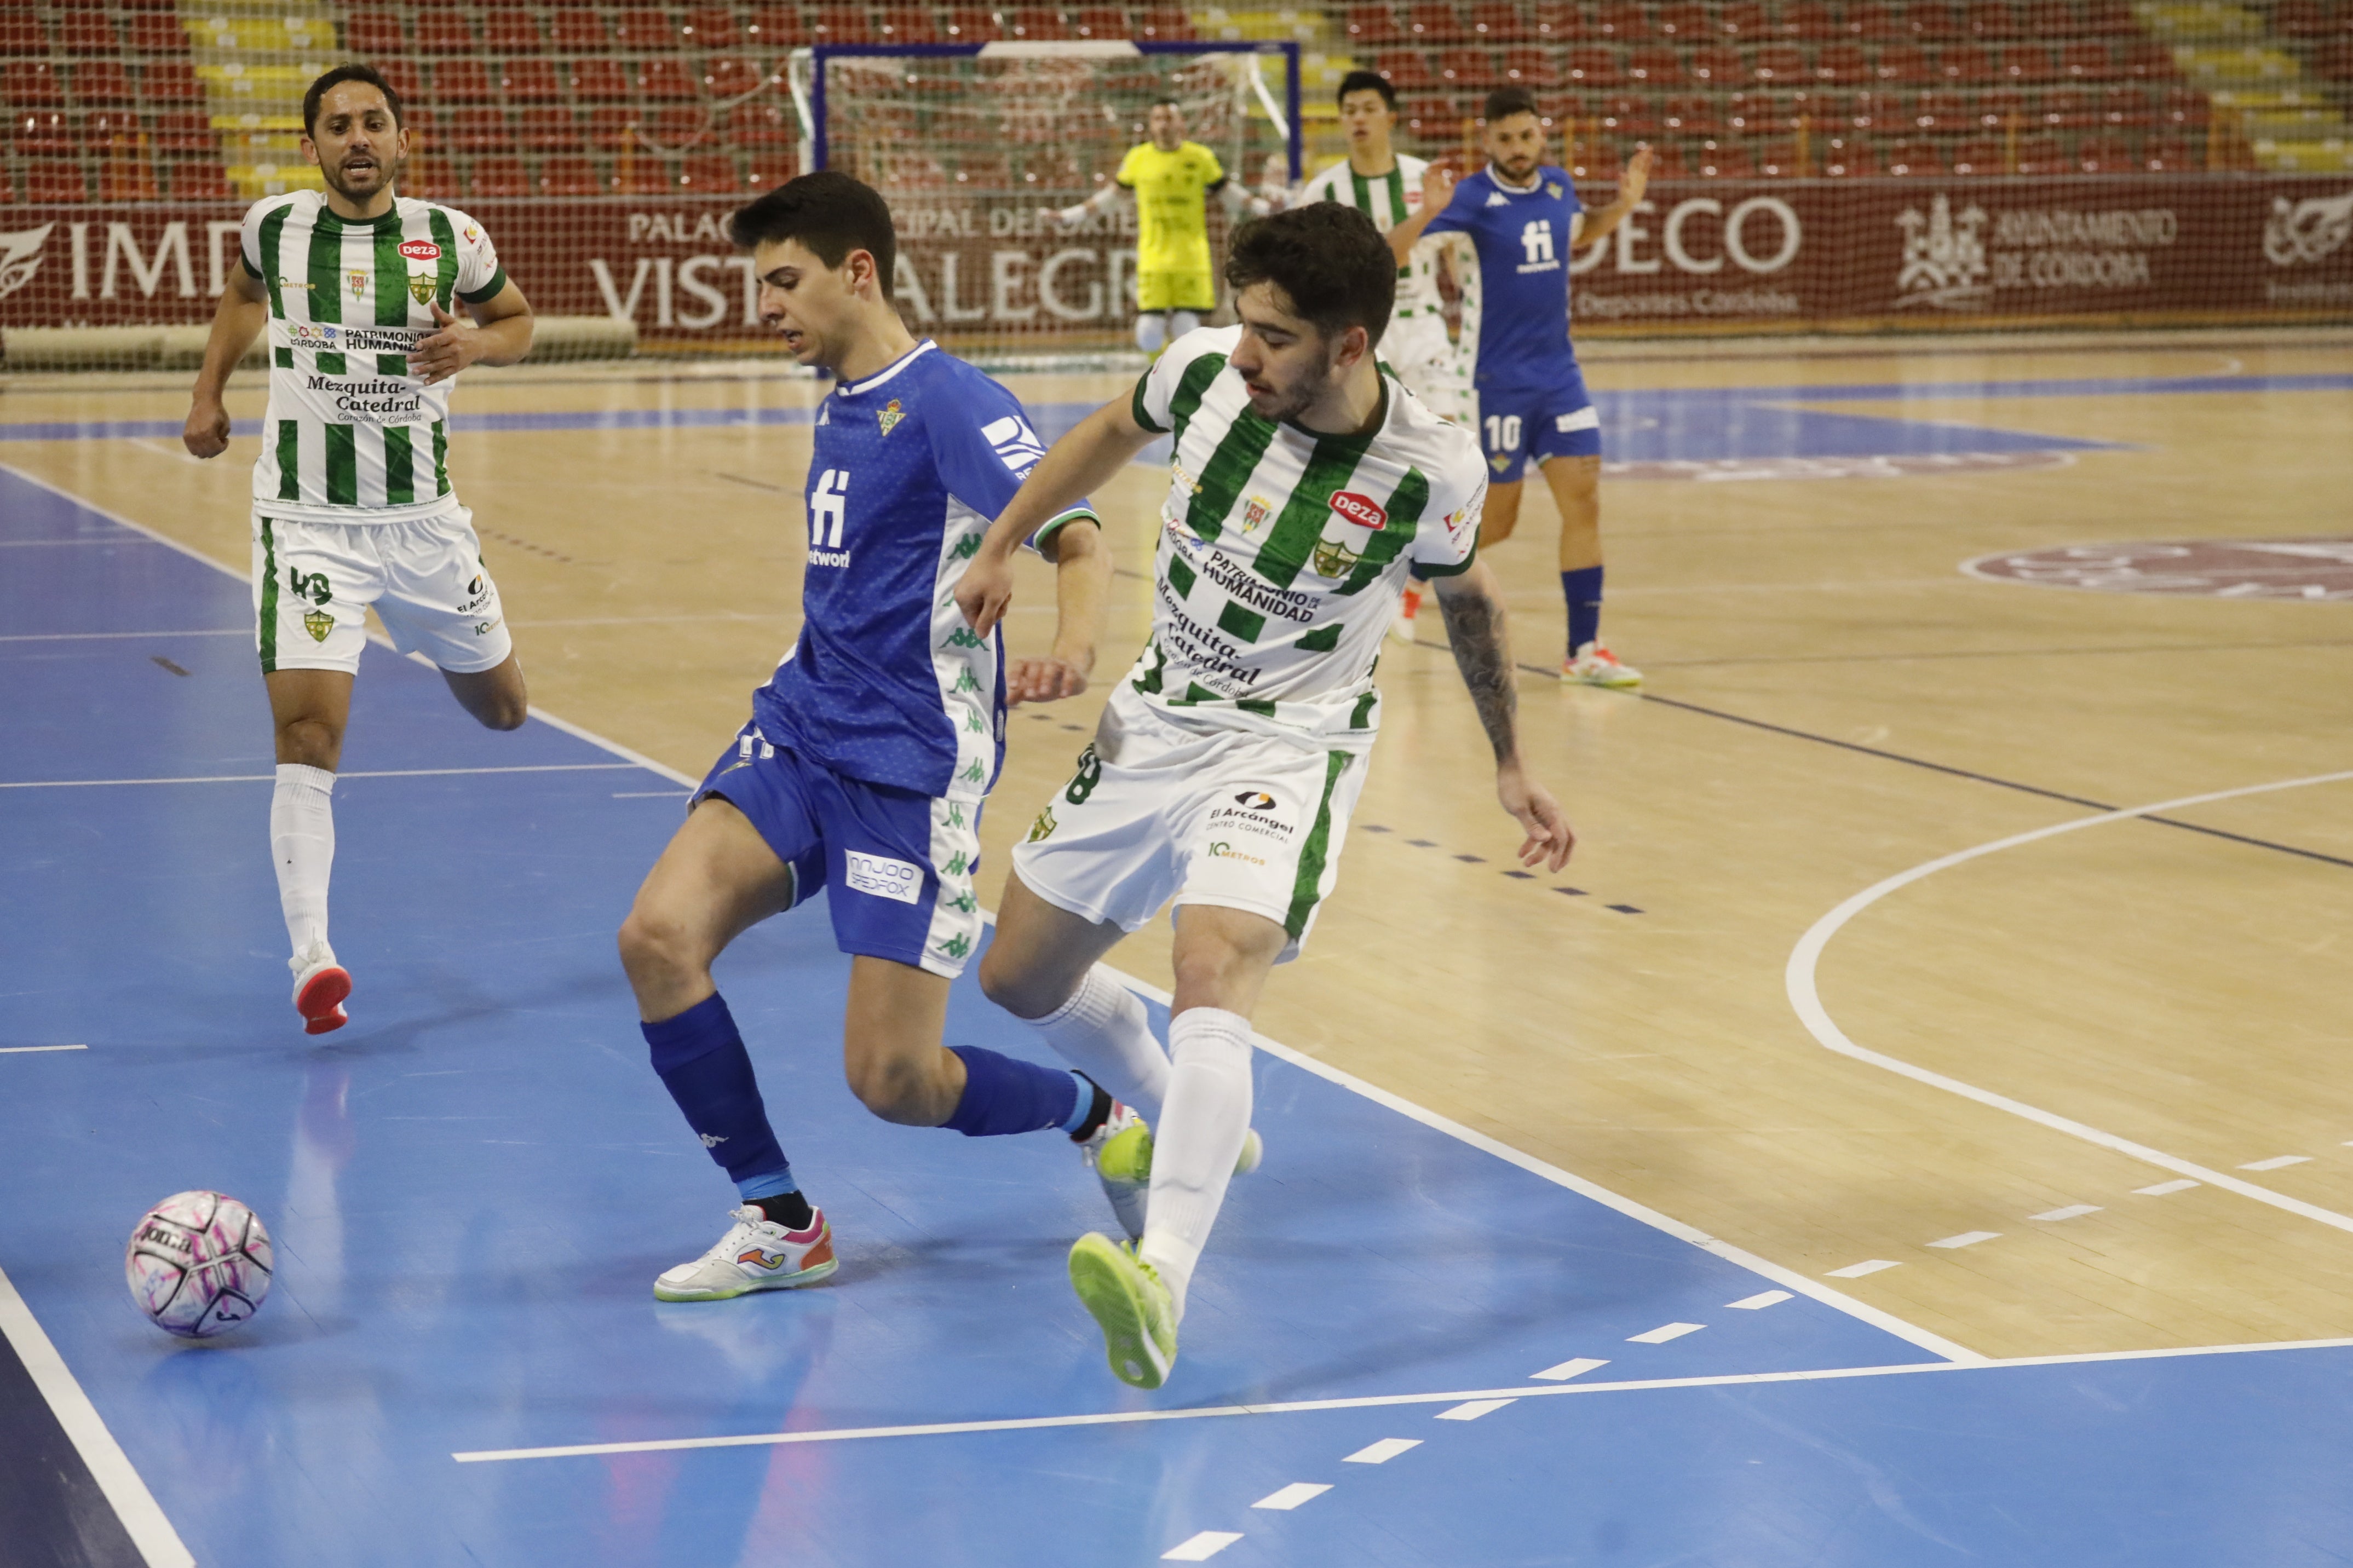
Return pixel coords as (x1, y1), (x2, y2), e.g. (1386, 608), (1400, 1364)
(251, 507), (512, 677)
(1010, 687), (1370, 963)
(1384, 311), (1473, 425)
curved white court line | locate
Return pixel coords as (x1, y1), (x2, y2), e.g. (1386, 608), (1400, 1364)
(1789, 769), (2353, 1234)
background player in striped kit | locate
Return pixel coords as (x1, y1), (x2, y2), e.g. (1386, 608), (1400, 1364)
(182, 65), (536, 1035)
(1293, 69), (1476, 643)
(1385, 86), (1655, 688)
(956, 204), (1575, 1388)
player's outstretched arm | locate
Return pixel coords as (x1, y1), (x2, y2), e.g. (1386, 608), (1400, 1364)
(1385, 161), (1457, 264)
(1007, 521), (1113, 706)
(413, 279), (536, 387)
(1045, 184), (1131, 229)
(956, 396), (1155, 639)
(182, 268), (270, 459)
(1431, 560), (1575, 872)
(1573, 145), (1655, 249)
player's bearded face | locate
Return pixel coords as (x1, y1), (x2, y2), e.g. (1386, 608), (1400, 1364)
(1231, 286), (1351, 425)
(1486, 113), (1544, 183)
(306, 85), (406, 201)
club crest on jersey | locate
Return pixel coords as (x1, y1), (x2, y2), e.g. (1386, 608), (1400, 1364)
(347, 269), (370, 299)
(1026, 804), (1057, 843)
(1328, 489), (1387, 531)
(1547, 181), (1564, 198)
(878, 397), (906, 436)
(302, 609), (334, 643)
(407, 270), (435, 305)
(1240, 494), (1272, 534)
(1489, 452), (1514, 473)
(1311, 534), (1362, 578)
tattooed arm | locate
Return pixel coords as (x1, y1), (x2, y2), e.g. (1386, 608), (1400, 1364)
(1430, 560), (1575, 872)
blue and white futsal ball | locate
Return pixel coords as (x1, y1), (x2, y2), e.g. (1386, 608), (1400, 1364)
(125, 1191), (273, 1338)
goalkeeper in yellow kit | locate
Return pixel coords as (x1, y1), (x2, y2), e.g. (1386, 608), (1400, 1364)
(1045, 98), (1272, 354)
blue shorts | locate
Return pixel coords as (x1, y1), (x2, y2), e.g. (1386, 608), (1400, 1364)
(1476, 370), (1602, 481)
(692, 722), (986, 978)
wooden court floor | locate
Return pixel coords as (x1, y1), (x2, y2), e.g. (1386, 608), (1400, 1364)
(6, 331), (2350, 1362)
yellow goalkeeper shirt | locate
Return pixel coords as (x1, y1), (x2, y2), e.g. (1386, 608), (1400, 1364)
(1115, 140), (1226, 276)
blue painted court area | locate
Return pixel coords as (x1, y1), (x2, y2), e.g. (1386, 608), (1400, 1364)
(6, 460), (2353, 1566)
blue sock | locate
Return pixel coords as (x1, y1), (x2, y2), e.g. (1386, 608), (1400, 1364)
(642, 993), (792, 1192)
(942, 1046), (1084, 1138)
(1563, 565), (1604, 654)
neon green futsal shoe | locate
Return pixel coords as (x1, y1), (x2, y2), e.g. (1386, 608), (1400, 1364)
(1068, 1231), (1177, 1389)
(1084, 1115), (1264, 1243)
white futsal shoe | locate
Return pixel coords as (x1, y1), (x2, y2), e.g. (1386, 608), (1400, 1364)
(1080, 1105), (1264, 1243)
(1562, 640), (1642, 688)
(289, 940), (350, 1036)
(654, 1205), (838, 1301)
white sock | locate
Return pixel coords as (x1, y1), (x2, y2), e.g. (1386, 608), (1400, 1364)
(1134, 313), (1168, 354)
(1169, 309), (1202, 338)
(271, 763), (336, 960)
(1026, 968), (1171, 1122)
(1138, 1007), (1255, 1319)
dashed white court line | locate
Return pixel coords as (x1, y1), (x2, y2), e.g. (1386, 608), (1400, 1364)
(2136, 1179), (2201, 1196)
(0, 1044), (87, 1054)
(1926, 1231), (2001, 1250)
(1251, 1483), (1331, 1511)
(1728, 1290), (1792, 1310)
(1532, 1358), (1610, 1381)
(0, 763), (640, 790)
(1162, 1531), (1244, 1561)
(1787, 768), (2353, 1239)
(0, 628), (247, 642)
(1436, 1398), (1516, 1421)
(2240, 1155), (2312, 1171)
(1344, 1438), (1422, 1463)
(1627, 1322), (1706, 1344)
(2030, 1205), (2102, 1221)
(1826, 1260), (1902, 1278)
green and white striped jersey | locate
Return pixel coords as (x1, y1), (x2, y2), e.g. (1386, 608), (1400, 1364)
(1296, 153), (1450, 321)
(1127, 325), (1486, 751)
(238, 192), (508, 523)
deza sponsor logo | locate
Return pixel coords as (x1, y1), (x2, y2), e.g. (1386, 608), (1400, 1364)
(398, 239), (442, 262)
(1328, 490), (1387, 531)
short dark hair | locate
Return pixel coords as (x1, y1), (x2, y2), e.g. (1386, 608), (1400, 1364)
(1336, 70), (1397, 111)
(1150, 95), (1182, 111)
(1225, 203), (1395, 348)
(1483, 85), (1540, 123)
(303, 64), (403, 138)
(728, 171), (896, 298)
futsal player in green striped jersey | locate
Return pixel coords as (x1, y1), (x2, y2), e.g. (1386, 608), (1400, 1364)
(183, 65), (537, 1036)
(958, 204), (1575, 1388)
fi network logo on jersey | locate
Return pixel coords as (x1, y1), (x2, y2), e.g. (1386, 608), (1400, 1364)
(981, 415), (1048, 477)
(808, 468), (850, 567)
(1517, 220), (1558, 273)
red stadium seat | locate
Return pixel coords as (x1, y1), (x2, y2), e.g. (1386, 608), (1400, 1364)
(152, 110), (209, 151)
(414, 11), (476, 55)
(1884, 139), (1944, 174)
(940, 8), (1001, 42)
(1349, 6), (1408, 47)
(377, 60), (424, 103)
(538, 155), (606, 195)
(168, 159), (230, 199)
(1436, 48), (1485, 84)
(2007, 45), (2062, 82)
(615, 157), (678, 195)
(345, 12), (405, 59)
(546, 10), (610, 51)
(1379, 51), (1441, 90)
(1696, 140), (1753, 176)
(24, 159), (88, 202)
(584, 105), (638, 147)
(1874, 45), (1931, 83)
(500, 59), (562, 101)
(1970, 2), (2024, 37)
(1500, 45), (1560, 85)
(1653, 2), (1709, 39)
(80, 109), (139, 148)
(1820, 136), (1876, 174)
(720, 97), (797, 147)
(810, 8), (875, 45)
(681, 7), (742, 50)
(448, 107), (509, 152)
(433, 60), (496, 103)
(469, 155), (530, 197)
(13, 111), (72, 155)
(1003, 7), (1069, 39)
(2140, 138), (2193, 170)
(1071, 7), (1130, 39)
(2060, 41), (2118, 80)
(1718, 1), (1769, 38)
(640, 59), (698, 100)
(0, 12), (47, 57)
(1563, 46), (1625, 87)
(2075, 136), (2131, 171)
(1750, 43), (1805, 82)
(1777, 1), (1839, 40)
(73, 61), (136, 106)
(1661, 94), (1722, 134)
(638, 104), (703, 144)
(481, 11), (544, 55)
(4, 61), (66, 107)
(1466, 2), (1528, 41)
(1688, 44), (1742, 83)
(1407, 3), (1469, 42)
(57, 13), (119, 54)
(2118, 40), (2181, 78)
(877, 10), (940, 43)
(122, 14), (191, 55)
(1590, 2), (1652, 41)
(1937, 43), (2001, 82)
(520, 106), (583, 151)
(1599, 93), (1657, 135)
(612, 9), (680, 51)
(1626, 45), (1683, 84)
(1134, 8), (1196, 41)
(1949, 137), (2004, 173)
(1908, 3), (1966, 39)
(2014, 133), (2068, 172)
(1643, 142), (1689, 177)
(1812, 42), (1868, 83)
(680, 154), (741, 192)
(746, 153), (796, 190)
(570, 60), (634, 102)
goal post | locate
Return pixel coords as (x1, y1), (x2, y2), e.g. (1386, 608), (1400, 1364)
(791, 39), (1304, 368)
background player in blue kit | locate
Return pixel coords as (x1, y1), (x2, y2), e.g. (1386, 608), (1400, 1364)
(614, 173), (1124, 1302)
(1387, 86), (1654, 687)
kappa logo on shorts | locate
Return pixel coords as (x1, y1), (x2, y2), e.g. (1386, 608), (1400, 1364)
(843, 851), (923, 905)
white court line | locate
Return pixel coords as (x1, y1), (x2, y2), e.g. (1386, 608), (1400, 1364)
(1628, 1322), (1706, 1344)
(2031, 1205), (2102, 1222)
(2136, 1180), (2201, 1196)
(1827, 1260), (1901, 1278)
(1532, 1358), (1610, 1381)
(1787, 769), (2353, 1238)
(1926, 1231), (2001, 1250)
(1162, 1531), (1243, 1561)
(1343, 1438), (1420, 1463)
(0, 1044), (87, 1054)
(0, 763), (639, 790)
(451, 1335), (2353, 1463)
(1728, 1290), (1793, 1309)
(0, 629), (247, 643)
(9, 459), (1985, 1368)
(1436, 1398), (1516, 1421)
(0, 1264), (194, 1568)
(1251, 1482), (1331, 1510)
(2241, 1155), (2312, 1171)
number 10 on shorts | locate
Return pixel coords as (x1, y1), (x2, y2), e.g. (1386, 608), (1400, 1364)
(1484, 414), (1522, 454)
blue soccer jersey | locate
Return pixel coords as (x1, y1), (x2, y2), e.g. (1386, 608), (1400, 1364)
(750, 340), (1094, 803)
(1422, 163), (1583, 394)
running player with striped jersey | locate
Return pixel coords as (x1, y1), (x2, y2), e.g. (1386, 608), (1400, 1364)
(183, 65), (536, 1035)
(1294, 68), (1476, 643)
(615, 174), (1138, 1305)
(1384, 86), (1655, 688)
(957, 204), (1575, 1388)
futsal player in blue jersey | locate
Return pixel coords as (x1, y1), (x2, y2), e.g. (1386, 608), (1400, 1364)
(1387, 87), (1654, 687)
(615, 173), (1126, 1301)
